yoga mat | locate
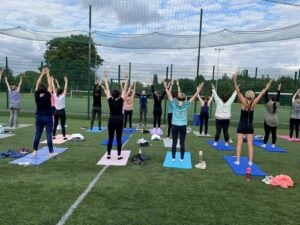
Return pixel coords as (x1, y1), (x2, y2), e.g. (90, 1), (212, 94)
(41, 134), (72, 144)
(163, 151), (192, 169)
(3, 124), (33, 129)
(193, 131), (211, 137)
(96, 150), (131, 166)
(101, 136), (130, 146)
(163, 138), (180, 148)
(207, 140), (235, 151)
(0, 133), (15, 139)
(123, 128), (137, 134)
(278, 135), (300, 143)
(253, 139), (288, 153)
(86, 127), (107, 133)
(223, 155), (266, 176)
(10, 147), (68, 166)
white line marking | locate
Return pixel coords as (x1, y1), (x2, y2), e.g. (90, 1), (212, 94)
(56, 165), (109, 225)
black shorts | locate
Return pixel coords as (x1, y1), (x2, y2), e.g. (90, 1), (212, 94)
(237, 121), (254, 134)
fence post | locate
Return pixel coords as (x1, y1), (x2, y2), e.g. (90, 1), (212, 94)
(294, 72), (298, 90)
(254, 67), (258, 91)
(118, 64), (121, 85)
(210, 65), (215, 119)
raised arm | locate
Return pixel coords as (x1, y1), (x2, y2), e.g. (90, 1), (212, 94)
(232, 74), (246, 105)
(211, 83), (222, 105)
(63, 76), (68, 95)
(197, 94), (204, 106)
(189, 82), (204, 103)
(253, 79), (273, 107)
(163, 80), (173, 101)
(45, 68), (52, 93)
(16, 76), (22, 92)
(176, 80), (181, 94)
(276, 83), (281, 102)
(35, 68), (45, 91)
(121, 73), (129, 99)
(0, 69), (4, 82)
(4, 76), (11, 92)
(207, 96), (213, 106)
(292, 89), (300, 103)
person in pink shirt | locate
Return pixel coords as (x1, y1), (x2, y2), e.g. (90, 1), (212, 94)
(123, 82), (136, 131)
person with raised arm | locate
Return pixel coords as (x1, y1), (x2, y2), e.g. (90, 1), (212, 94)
(289, 89), (300, 140)
(197, 94), (213, 136)
(232, 74), (273, 166)
(100, 72), (128, 160)
(52, 76), (68, 140)
(166, 80), (178, 138)
(261, 83), (281, 148)
(0, 68), (4, 82)
(4, 75), (22, 128)
(135, 88), (151, 128)
(32, 67), (55, 157)
(123, 81), (136, 131)
(151, 82), (166, 131)
(211, 83), (237, 146)
(163, 80), (204, 162)
(91, 78), (102, 130)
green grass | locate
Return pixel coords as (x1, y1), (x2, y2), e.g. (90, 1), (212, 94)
(0, 115), (300, 225)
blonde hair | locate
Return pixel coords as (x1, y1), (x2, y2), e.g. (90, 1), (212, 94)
(245, 90), (255, 100)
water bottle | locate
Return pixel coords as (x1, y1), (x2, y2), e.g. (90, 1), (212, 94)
(245, 167), (252, 182)
(138, 148), (142, 161)
(198, 150), (203, 163)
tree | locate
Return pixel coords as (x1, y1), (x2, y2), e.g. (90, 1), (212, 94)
(44, 35), (104, 90)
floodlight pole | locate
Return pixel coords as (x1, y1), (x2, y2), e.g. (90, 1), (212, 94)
(214, 48), (224, 91)
(196, 8), (203, 78)
(87, 5), (92, 120)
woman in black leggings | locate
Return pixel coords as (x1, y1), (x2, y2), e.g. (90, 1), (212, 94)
(91, 78), (102, 130)
(151, 84), (166, 130)
(101, 72), (128, 159)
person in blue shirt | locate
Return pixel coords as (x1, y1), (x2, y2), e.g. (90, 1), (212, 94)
(136, 90), (151, 127)
(163, 80), (204, 161)
(166, 80), (180, 138)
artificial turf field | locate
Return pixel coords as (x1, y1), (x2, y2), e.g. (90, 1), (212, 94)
(0, 114), (299, 225)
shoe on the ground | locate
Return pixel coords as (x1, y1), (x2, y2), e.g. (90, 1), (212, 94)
(180, 159), (184, 162)
(272, 144), (275, 148)
(52, 136), (56, 139)
(225, 142), (229, 147)
(107, 155), (111, 159)
(171, 158), (176, 162)
(63, 137), (68, 140)
(118, 156), (123, 160)
(212, 142), (218, 146)
(234, 161), (240, 165)
(229, 139), (233, 144)
(248, 161), (253, 166)
(260, 144), (266, 148)
(32, 150), (37, 156)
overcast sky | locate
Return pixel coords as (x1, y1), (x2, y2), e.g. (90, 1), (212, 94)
(0, 0), (299, 80)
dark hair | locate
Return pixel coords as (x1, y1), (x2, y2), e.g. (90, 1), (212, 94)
(112, 90), (120, 99)
(37, 84), (47, 94)
(57, 88), (64, 97)
(222, 95), (229, 102)
(94, 87), (101, 97)
(172, 92), (176, 98)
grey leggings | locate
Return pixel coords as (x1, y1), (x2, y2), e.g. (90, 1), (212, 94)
(9, 107), (20, 127)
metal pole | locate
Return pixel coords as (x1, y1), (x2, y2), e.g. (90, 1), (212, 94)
(118, 65), (121, 84)
(129, 62), (131, 85)
(210, 65), (215, 118)
(295, 72), (298, 90)
(170, 64), (173, 81)
(196, 8), (203, 78)
(87, 5), (92, 120)
(254, 67), (258, 91)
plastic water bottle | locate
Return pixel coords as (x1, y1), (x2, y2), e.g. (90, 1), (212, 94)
(199, 150), (203, 163)
(138, 148), (142, 160)
(245, 167), (252, 182)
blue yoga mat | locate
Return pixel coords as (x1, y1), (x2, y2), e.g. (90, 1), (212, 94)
(10, 147), (68, 166)
(101, 136), (130, 146)
(86, 127), (107, 133)
(224, 155), (266, 176)
(253, 139), (288, 153)
(123, 128), (137, 134)
(207, 140), (235, 151)
(163, 151), (192, 169)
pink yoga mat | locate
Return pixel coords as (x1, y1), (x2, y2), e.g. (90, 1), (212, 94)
(278, 135), (300, 142)
(96, 150), (131, 166)
(41, 135), (72, 144)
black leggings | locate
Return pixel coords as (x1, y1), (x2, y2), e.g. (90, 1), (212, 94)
(124, 110), (133, 128)
(140, 106), (147, 125)
(199, 112), (209, 134)
(53, 109), (66, 137)
(91, 107), (101, 129)
(153, 109), (162, 128)
(172, 125), (187, 160)
(167, 113), (173, 137)
(107, 118), (123, 156)
(215, 119), (230, 142)
(289, 118), (300, 138)
(263, 121), (277, 144)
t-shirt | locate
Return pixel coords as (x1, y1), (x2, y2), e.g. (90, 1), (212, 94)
(35, 91), (52, 115)
(167, 101), (173, 113)
(93, 85), (102, 107)
(108, 97), (124, 118)
(123, 95), (134, 111)
(265, 101), (280, 127)
(136, 93), (151, 108)
(170, 99), (190, 126)
(291, 102), (300, 119)
(9, 90), (21, 108)
(54, 93), (66, 110)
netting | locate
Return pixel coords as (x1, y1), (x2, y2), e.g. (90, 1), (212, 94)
(0, 0), (300, 49)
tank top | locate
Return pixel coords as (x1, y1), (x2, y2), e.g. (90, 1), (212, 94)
(201, 102), (209, 114)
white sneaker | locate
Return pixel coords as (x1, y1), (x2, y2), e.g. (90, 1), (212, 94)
(180, 159), (184, 162)
(260, 144), (266, 148)
(229, 139), (233, 144)
(234, 161), (240, 165)
(272, 144), (275, 148)
(225, 142), (229, 147)
(171, 158), (176, 162)
(212, 142), (218, 146)
(248, 161), (253, 166)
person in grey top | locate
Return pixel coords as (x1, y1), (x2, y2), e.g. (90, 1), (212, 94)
(261, 83), (281, 148)
(289, 89), (300, 139)
(4, 76), (23, 128)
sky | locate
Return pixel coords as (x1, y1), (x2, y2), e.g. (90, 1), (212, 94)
(0, 0), (299, 81)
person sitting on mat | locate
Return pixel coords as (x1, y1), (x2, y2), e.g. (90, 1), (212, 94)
(211, 83), (236, 146)
(91, 78), (102, 130)
(52, 76), (68, 140)
(136, 89), (151, 128)
(197, 94), (213, 136)
(289, 89), (300, 140)
(232, 74), (273, 166)
(151, 83), (166, 131)
(123, 81), (136, 131)
(163, 80), (204, 162)
(166, 80), (179, 139)
(100, 71), (128, 160)
(33, 67), (55, 157)
(4, 75), (23, 128)
(261, 83), (281, 148)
